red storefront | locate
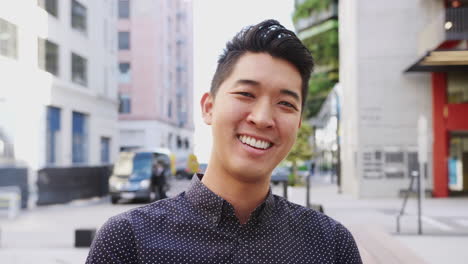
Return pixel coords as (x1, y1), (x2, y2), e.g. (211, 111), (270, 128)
(407, 1), (468, 197)
(432, 70), (468, 197)
(408, 44), (468, 197)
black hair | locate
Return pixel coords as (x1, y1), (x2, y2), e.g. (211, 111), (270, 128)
(210, 19), (314, 109)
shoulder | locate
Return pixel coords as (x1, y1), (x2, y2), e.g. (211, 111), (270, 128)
(97, 194), (186, 237)
(273, 196), (353, 243)
(87, 195), (189, 263)
(274, 195), (338, 231)
(125, 193), (188, 226)
(87, 210), (138, 263)
(273, 196), (362, 263)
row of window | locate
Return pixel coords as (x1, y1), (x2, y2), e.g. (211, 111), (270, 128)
(46, 106), (111, 165)
(1, 18), (132, 87)
(38, 0), (87, 33)
(38, 38), (88, 85)
(168, 133), (191, 150)
(0, 18), (88, 86)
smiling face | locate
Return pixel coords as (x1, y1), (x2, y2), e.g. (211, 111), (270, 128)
(201, 52), (303, 183)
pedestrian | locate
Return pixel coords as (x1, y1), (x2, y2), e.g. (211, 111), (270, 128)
(151, 160), (167, 200)
(86, 19), (362, 263)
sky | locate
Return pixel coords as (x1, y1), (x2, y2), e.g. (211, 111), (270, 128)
(192, 0), (296, 163)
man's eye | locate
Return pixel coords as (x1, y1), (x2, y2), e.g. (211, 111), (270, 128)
(236, 92), (254, 98)
(279, 101), (298, 110)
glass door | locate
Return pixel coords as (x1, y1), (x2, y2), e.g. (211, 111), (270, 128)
(448, 133), (468, 191)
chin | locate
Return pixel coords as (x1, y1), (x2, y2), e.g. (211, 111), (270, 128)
(229, 163), (273, 184)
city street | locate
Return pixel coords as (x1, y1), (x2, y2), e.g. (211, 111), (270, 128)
(2, 0), (468, 263)
(1, 175), (468, 263)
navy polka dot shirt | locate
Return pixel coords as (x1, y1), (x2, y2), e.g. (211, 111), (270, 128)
(86, 174), (362, 263)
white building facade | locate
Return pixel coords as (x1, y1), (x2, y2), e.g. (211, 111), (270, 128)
(0, 1), (119, 171)
(338, 0), (436, 197)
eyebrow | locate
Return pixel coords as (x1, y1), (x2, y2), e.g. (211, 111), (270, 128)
(234, 79), (301, 103)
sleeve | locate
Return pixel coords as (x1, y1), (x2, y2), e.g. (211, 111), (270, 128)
(86, 215), (138, 264)
(334, 223), (363, 264)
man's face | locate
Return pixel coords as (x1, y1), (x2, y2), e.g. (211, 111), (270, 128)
(201, 52), (302, 183)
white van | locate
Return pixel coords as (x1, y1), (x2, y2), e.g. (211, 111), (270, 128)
(108, 148), (172, 204)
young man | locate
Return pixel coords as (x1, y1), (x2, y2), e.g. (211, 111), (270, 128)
(86, 19), (362, 263)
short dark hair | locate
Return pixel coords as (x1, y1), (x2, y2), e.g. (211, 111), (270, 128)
(210, 19), (314, 110)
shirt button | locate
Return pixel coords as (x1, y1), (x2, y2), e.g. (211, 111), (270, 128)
(237, 238), (243, 244)
(212, 217), (218, 223)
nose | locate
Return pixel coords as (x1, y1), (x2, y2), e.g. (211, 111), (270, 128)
(246, 99), (275, 129)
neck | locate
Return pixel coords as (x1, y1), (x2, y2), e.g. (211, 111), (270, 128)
(201, 162), (270, 225)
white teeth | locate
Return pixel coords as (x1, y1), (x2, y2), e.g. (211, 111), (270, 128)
(255, 140), (262, 148)
(238, 135), (271, 149)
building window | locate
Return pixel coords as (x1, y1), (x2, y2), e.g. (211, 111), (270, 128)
(71, 0), (87, 33)
(46, 106), (61, 165)
(447, 72), (468, 104)
(0, 18), (17, 59)
(168, 101), (172, 118)
(71, 52), (87, 86)
(177, 136), (182, 149)
(72, 111), (88, 164)
(118, 0), (130, 19)
(119, 94), (131, 113)
(168, 133), (173, 149)
(118, 32), (130, 50)
(38, 38), (59, 76)
(185, 138), (189, 149)
(38, 0), (58, 17)
(100, 137), (111, 164)
(118, 62), (131, 83)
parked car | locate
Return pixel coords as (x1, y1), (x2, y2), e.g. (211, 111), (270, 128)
(108, 148), (172, 204)
(198, 163), (208, 174)
(175, 153), (199, 179)
(270, 166), (290, 185)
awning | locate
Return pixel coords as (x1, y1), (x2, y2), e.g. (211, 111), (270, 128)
(405, 50), (468, 72)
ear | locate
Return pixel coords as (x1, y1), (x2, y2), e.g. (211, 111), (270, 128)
(201, 92), (214, 125)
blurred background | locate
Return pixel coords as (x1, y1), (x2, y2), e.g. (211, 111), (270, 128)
(0, 0), (467, 263)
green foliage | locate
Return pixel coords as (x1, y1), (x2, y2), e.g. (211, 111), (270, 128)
(293, 0), (339, 118)
(304, 28), (339, 68)
(304, 72), (337, 118)
(293, 0), (333, 22)
(299, 26), (339, 119)
(286, 122), (313, 185)
(286, 122), (313, 163)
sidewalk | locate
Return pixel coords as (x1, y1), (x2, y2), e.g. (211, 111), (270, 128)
(0, 177), (467, 264)
(272, 175), (468, 264)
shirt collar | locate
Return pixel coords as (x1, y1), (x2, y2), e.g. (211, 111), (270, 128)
(185, 174), (275, 226)
(186, 174), (224, 224)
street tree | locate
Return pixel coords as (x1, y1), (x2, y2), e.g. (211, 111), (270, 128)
(286, 121), (313, 185)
